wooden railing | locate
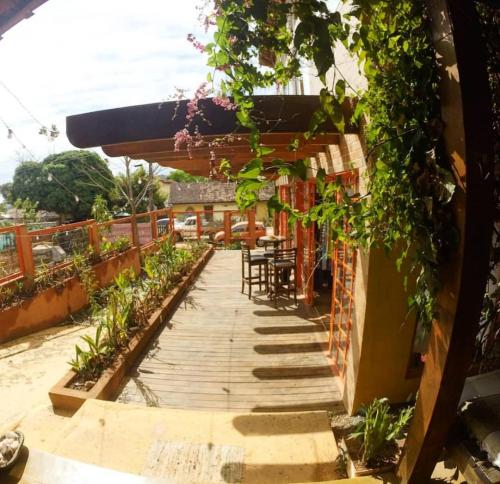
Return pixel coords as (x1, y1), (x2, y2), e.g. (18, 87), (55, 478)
(0, 207), (262, 286)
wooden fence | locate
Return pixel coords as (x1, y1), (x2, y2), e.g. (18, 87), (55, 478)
(0, 207), (260, 286)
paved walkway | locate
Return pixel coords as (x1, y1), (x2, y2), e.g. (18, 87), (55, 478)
(118, 250), (343, 413)
(0, 319), (94, 427)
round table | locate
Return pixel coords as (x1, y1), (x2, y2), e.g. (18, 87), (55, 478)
(258, 235), (288, 250)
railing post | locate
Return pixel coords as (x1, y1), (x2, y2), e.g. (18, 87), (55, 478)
(16, 225), (35, 286)
(131, 214), (140, 247)
(247, 210), (256, 249)
(87, 221), (101, 256)
(150, 211), (158, 241)
(224, 211), (231, 247)
(295, 181), (304, 289)
(196, 212), (202, 240)
(168, 209), (174, 238)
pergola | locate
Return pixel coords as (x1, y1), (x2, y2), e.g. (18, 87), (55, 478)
(1, 0), (496, 482)
(66, 95), (354, 177)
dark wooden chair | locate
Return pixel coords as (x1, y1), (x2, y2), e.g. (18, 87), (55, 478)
(241, 243), (268, 299)
(268, 248), (297, 307)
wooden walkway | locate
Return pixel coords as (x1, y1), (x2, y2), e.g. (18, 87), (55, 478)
(117, 251), (343, 413)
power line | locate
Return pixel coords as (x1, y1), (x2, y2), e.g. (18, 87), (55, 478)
(0, 79), (45, 128)
(0, 115), (37, 159)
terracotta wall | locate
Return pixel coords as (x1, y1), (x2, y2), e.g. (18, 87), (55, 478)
(342, 247), (421, 414)
(0, 248), (141, 344)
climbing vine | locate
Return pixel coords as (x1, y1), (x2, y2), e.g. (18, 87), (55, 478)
(191, 0), (458, 327)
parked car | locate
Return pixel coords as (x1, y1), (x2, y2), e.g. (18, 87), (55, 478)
(214, 221), (266, 245)
(176, 216), (221, 241)
(157, 218), (184, 240)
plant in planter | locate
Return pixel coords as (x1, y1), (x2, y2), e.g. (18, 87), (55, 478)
(100, 236), (131, 256)
(68, 325), (113, 384)
(72, 252), (99, 311)
(348, 398), (413, 470)
(67, 240), (209, 388)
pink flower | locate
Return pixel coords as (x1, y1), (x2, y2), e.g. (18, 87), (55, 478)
(212, 96), (237, 111)
(186, 82), (210, 121)
(174, 129), (193, 152)
(187, 33), (206, 53)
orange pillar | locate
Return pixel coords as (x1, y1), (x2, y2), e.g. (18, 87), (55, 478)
(87, 221), (101, 255)
(196, 212), (202, 240)
(223, 211), (231, 247)
(247, 210), (256, 249)
(295, 182), (304, 290)
(16, 225), (35, 285)
(150, 211), (158, 241)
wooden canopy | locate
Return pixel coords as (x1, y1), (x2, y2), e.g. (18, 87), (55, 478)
(66, 95), (354, 176)
(0, 0), (47, 39)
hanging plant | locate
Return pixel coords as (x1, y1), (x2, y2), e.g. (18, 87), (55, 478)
(193, 0), (458, 328)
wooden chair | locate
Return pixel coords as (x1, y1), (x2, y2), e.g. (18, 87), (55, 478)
(241, 243), (268, 299)
(268, 248), (297, 307)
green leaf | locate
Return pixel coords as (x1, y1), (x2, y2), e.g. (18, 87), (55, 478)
(251, 0), (268, 21)
(293, 159), (309, 181)
(294, 21), (313, 50)
(335, 79), (346, 103)
(237, 158), (263, 180)
(257, 146), (275, 157)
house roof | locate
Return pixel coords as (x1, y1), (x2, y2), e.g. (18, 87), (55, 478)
(169, 182), (274, 205)
(0, 0), (48, 39)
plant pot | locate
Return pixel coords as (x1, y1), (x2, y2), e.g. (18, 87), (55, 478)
(0, 431), (24, 473)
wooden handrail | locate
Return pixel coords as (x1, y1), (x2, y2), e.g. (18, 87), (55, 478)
(0, 225), (22, 235)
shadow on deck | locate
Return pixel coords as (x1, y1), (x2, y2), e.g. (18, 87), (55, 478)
(117, 251), (343, 413)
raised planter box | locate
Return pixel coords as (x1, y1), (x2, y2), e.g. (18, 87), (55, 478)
(340, 437), (398, 478)
(0, 247), (141, 344)
(49, 247), (214, 414)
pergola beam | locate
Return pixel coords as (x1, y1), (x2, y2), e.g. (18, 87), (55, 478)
(101, 133), (339, 158)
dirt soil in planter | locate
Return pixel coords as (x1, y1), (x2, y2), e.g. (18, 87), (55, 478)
(329, 412), (402, 476)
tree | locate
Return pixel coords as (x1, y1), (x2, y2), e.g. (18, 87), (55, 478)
(0, 182), (13, 203)
(11, 151), (115, 220)
(13, 198), (39, 223)
(166, 169), (208, 183)
(114, 164), (166, 213)
(91, 195), (112, 223)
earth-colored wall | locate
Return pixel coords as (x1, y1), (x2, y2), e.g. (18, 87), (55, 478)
(342, 247), (421, 413)
(0, 248), (141, 344)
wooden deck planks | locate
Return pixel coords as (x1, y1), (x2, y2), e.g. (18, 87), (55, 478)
(117, 251), (342, 413)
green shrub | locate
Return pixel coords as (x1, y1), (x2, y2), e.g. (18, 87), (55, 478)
(349, 398), (413, 465)
(68, 239), (206, 381)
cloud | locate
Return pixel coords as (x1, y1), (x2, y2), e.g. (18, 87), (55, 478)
(0, 0), (210, 185)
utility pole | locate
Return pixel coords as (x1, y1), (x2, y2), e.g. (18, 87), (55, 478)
(148, 161), (154, 212)
(125, 156), (140, 247)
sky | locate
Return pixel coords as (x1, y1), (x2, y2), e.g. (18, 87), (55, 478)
(0, 0), (210, 188)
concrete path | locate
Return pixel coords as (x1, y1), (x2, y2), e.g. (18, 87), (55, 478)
(0, 319), (94, 427)
(20, 399), (341, 483)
